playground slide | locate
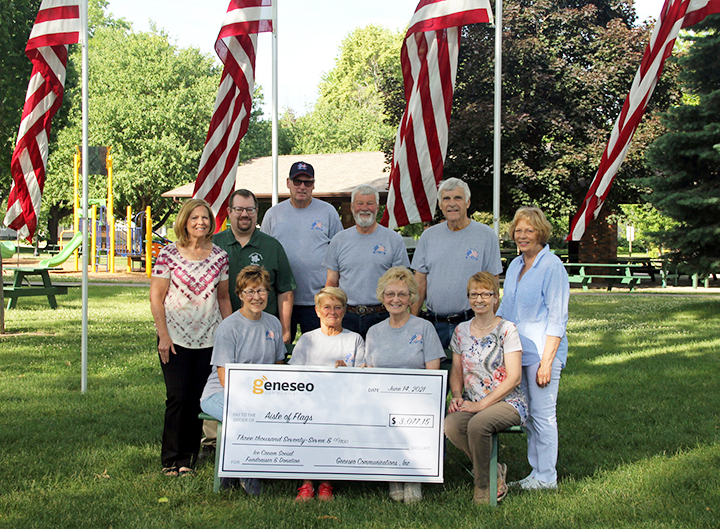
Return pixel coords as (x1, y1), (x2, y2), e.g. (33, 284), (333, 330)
(1, 240), (15, 259)
(39, 232), (83, 267)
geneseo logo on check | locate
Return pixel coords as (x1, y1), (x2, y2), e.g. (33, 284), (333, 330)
(220, 364), (448, 482)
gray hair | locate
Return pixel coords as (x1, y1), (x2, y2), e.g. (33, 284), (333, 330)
(437, 178), (471, 202)
(351, 185), (380, 204)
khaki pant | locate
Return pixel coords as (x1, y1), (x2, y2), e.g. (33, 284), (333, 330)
(444, 401), (521, 491)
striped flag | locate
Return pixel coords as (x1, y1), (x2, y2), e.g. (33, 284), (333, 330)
(381, 0), (493, 229)
(3, 0), (81, 241)
(568, 0), (720, 241)
(193, 0), (273, 229)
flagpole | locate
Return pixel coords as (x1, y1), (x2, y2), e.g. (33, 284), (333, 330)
(80, 0), (89, 393)
(271, 0), (279, 206)
(492, 0), (502, 237)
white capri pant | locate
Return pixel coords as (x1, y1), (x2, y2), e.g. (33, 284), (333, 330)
(521, 356), (563, 483)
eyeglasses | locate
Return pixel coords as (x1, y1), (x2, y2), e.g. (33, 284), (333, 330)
(514, 228), (536, 235)
(384, 291), (410, 299)
(291, 179), (315, 187)
(468, 292), (495, 300)
(231, 206), (257, 214)
(241, 288), (268, 297)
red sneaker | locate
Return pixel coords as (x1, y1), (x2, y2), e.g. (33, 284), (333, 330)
(317, 481), (334, 501)
(295, 483), (315, 502)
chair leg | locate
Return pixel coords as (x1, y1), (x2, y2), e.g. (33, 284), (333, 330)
(489, 432), (498, 507)
(213, 422), (222, 493)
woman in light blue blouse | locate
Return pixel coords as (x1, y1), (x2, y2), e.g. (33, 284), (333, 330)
(497, 207), (569, 490)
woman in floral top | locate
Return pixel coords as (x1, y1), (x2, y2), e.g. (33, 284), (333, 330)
(445, 272), (527, 504)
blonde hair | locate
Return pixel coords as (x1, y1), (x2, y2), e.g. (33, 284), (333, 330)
(174, 199), (215, 246)
(315, 287), (348, 309)
(509, 206), (552, 246)
(376, 266), (418, 305)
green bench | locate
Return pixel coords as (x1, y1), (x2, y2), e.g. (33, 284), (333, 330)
(199, 412), (223, 492)
(3, 266), (69, 309)
(564, 263), (648, 291)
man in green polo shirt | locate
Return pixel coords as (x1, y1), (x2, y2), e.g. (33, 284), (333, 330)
(213, 188), (297, 343)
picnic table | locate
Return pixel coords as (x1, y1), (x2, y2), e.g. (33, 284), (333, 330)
(3, 266), (68, 309)
(563, 262), (649, 291)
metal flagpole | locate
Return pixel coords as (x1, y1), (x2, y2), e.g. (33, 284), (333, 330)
(493, 0), (502, 237)
(271, 0), (279, 206)
(80, 0), (89, 393)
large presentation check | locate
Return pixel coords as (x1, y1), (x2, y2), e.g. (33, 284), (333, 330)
(219, 364), (447, 482)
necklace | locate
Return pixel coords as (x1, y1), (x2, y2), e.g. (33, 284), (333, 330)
(190, 246), (205, 260)
(471, 317), (497, 333)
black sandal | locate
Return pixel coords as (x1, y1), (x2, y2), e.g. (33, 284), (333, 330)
(162, 466), (179, 477)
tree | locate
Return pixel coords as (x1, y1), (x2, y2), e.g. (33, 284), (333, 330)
(291, 25), (404, 154)
(641, 15), (720, 274)
(382, 0), (680, 226)
(0, 0), (43, 205)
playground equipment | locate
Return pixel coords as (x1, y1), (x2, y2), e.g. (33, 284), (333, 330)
(57, 146), (161, 277)
(1, 241), (16, 259)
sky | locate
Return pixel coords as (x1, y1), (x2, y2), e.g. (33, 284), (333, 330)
(106, 0), (662, 116)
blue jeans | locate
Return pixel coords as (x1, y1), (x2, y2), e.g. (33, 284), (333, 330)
(200, 391), (224, 422)
(343, 310), (388, 339)
(290, 305), (321, 342)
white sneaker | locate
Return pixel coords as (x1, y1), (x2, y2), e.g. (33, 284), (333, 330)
(520, 476), (557, 490)
(404, 482), (422, 503)
(509, 473), (534, 488)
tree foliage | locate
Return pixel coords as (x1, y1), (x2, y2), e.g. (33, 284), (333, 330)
(382, 0), (681, 227)
(0, 0), (43, 205)
(291, 25), (404, 154)
(641, 15), (720, 274)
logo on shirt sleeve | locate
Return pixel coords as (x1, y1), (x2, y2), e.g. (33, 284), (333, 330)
(373, 243), (387, 255)
(465, 248), (479, 260)
(409, 333), (423, 345)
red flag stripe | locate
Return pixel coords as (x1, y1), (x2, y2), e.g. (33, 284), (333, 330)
(4, 0), (80, 241)
(193, 1), (272, 229)
(568, 0), (720, 241)
(383, 1), (491, 229)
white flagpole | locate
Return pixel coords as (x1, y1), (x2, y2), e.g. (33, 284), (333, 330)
(493, 0), (502, 237)
(271, 0), (279, 206)
(80, 0), (89, 393)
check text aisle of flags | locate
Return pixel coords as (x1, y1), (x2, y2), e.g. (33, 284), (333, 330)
(3, 0), (81, 241)
(193, 0), (273, 229)
(381, 0), (493, 229)
(568, 0), (720, 241)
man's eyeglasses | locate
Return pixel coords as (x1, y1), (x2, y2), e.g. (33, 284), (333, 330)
(468, 292), (495, 300)
(231, 206), (257, 214)
(291, 179), (315, 187)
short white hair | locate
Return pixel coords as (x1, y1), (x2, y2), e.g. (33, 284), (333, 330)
(438, 178), (471, 202)
(351, 185), (380, 204)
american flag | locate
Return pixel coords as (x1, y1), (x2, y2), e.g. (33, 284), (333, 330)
(3, 0), (81, 241)
(568, 0), (720, 241)
(193, 0), (273, 229)
(381, 0), (493, 229)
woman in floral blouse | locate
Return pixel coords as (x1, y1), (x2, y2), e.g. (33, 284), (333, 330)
(444, 272), (527, 504)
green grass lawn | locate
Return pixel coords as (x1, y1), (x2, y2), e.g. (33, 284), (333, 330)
(1, 288), (719, 528)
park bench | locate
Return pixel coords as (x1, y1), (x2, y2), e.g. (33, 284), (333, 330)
(564, 263), (648, 291)
(2, 266), (69, 309)
(448, 424), (526, 507)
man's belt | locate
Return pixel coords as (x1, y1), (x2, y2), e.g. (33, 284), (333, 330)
(422, 309), (473, 325)
(347, 304), (387, 316)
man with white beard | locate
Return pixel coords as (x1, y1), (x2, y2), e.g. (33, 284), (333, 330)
(323, 185), (410, 337)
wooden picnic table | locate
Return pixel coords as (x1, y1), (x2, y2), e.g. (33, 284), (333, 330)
(3, 266), (68, 309)
(563, 262), (649, 291)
